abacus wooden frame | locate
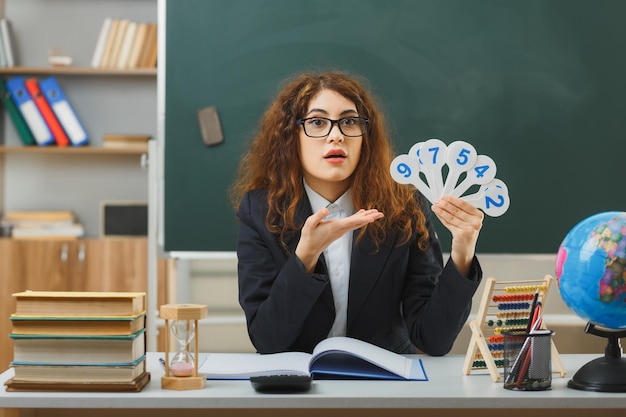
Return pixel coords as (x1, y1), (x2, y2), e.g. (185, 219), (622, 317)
(462, 275), (566, 382)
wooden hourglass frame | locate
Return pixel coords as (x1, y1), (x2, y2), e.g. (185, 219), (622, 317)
(160, 303), (208, 390)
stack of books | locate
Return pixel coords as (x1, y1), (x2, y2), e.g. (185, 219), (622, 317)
(1, 211), (85, 240)
(91, 18), (158, 69)
(0, 75), (89, 147)
(5, 291), (150, 392)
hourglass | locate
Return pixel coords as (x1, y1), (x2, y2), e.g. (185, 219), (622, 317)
(159, 303), (208, 390)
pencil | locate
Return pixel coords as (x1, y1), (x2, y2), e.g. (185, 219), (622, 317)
(526, 291), (539, 333)
(514, 315), (543, 388)
(505, 291), (541, 387)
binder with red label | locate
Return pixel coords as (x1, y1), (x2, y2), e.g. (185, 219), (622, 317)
(24, 78), (70, 147)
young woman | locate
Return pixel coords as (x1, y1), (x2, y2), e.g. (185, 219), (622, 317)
(230, 71), (484, 355)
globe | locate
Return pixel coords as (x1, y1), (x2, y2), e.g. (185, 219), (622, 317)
(555, 211), (626, 330)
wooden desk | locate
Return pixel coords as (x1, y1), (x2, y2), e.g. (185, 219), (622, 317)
(1, 353), (625, 417)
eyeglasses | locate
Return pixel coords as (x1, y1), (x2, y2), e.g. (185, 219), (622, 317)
(296, 116), (369, 138)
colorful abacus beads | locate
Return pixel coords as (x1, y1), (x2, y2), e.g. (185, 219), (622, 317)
(503, 284), (547, 294)
(497, 302), (530, 310)
(492, 293), (535, 302)
(504, 318), (528, 327)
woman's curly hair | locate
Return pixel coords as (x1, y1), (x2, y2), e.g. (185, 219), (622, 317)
(229, 71), (428, 250)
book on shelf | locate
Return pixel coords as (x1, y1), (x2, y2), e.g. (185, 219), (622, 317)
(199, 336), (428, 381)
(1, 218), (75, 229)
(4, 370), (150, 392)
(106, 19), (130, 69)
(138, 23), (157, 68)
(91, 17), (113, 68)
(127, 23), (148, 69)
(10, 329), (146, 366)
(99, 18), (120, 68)
(2, 210), (75, 223)
(11, 222), (85, 240)
(25, 78), (70, 147)
(0, 18), (15, 67)
(10, 312), (146, 336)
(12, 291), (146, 317)
(1, 210), (77, 234)
(102, 142), (149, 151)
(115, 21), (137, 69)
(103, 134), (150, 142)
(92, 18), (157, 70)
(1, 219), (75, 228)
(0, 78), (36, 145)
(102, 134), (150, 151)
(39, 76), (89, 146)
(6, 76), (55, 146)
(10, 358), (146, 384)
(145, 23), (158, 67)
(1, 210), (82, 239)
(0, 23), (7, 68)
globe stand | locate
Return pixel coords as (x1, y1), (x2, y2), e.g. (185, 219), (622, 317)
(568, 322), (626, 392)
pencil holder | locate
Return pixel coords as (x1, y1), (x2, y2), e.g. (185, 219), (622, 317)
(503, 329), (553, 391)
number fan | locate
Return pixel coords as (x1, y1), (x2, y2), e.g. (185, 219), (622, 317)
(389, 139), (510, 217)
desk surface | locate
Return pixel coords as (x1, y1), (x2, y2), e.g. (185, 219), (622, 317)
(1, 353), (625, 413)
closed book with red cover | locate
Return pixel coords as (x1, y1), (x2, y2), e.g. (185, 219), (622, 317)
(25, 78), (70, 147)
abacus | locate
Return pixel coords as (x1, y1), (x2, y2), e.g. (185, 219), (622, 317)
(462, 275), (566, 382)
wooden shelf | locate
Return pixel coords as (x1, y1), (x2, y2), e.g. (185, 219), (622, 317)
(0, 67), (156, 76)
(0, 146), (148, 155)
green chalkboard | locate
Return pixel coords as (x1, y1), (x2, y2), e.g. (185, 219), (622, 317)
(164, 0), (626, 253)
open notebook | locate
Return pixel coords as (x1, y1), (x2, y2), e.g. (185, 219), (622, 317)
(198, 336), (427, 381)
